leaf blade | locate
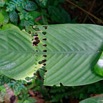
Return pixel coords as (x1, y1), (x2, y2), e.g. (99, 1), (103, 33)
(0, 24), (43, 80)
(38, 24), (103, 86)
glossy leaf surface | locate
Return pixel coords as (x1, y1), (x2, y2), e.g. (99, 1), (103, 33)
(1, 24), (103, 86)
(37, 24), (103, 86)
(80, 94), (103, 103)
(0, 24), (43, 80)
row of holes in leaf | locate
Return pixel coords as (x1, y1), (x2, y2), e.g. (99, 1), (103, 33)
(32, 26), (48, 67)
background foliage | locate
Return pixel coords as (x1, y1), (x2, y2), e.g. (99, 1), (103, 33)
(0, 0), (103, 103)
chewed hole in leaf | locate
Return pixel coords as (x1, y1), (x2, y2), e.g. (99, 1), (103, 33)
(43, 55), (47, 57)
(43, 44), (47, 47)
(42, 59), (46, 63)
(43, 63), (46, 66)
(42, 38), (47, 41)
(42, 32), (46, 35)
(35, 36), (39, 40)
(43, 26), (48, 29)
(43, 50), (47, 52)
(33, 40), (40, 46)
(38, 59), (46, 64)
(38, 61), (42, 64)
(33, 36), (40, 46)
(36, 50), (38, 52)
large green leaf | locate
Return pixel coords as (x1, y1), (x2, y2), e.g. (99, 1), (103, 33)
(37, 24), (103, 86)
(80, 94), (103, 103)
(0, 24), (44, 80)
(1, 24), (103, 86)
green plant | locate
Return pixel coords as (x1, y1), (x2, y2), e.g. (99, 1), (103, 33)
(1, 1), (103, 103)
(0, 75), (36, 102)
(0, 1), (72, 99)
(1, 23), (103, 102)
(0, 24), (102, 102)
(0, 85), (6, 102)
(80, 94), (103, 103)
(0, 0), (72, 28)
(0, 23), (103, 86)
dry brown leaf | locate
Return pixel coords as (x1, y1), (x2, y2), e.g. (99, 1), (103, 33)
(4, 84), (18, 103)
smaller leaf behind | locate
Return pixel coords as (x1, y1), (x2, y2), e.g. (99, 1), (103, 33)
(9, 10), (19, 24)
(94, 52), (103, 77)
(0, 12), (4, 25)
(80, 94), (103, 103)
